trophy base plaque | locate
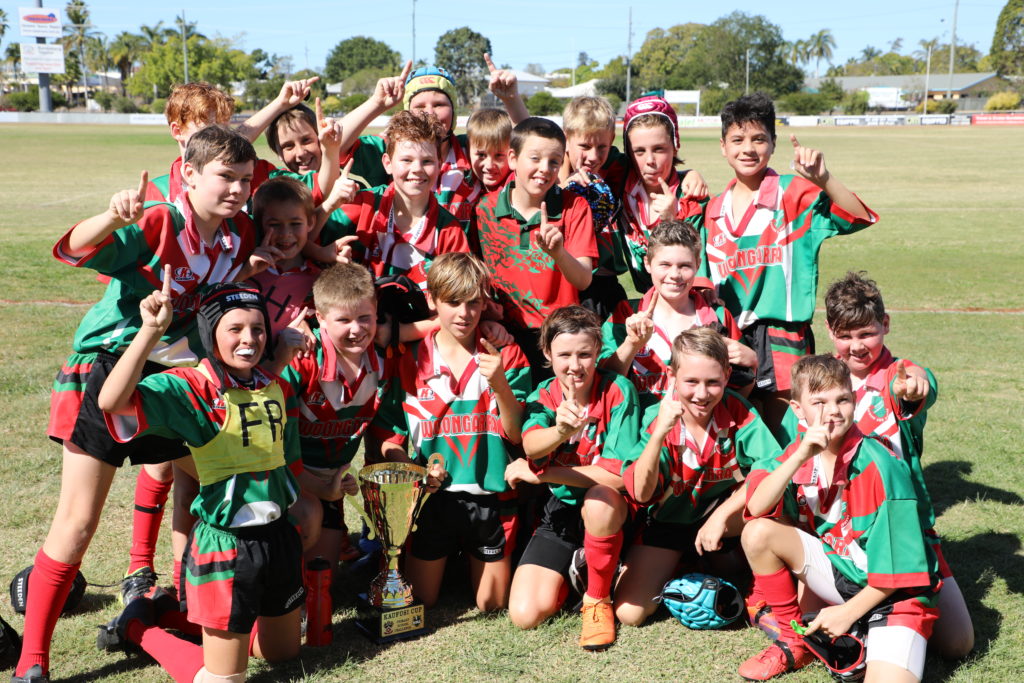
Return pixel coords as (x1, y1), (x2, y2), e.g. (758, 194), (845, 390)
(355, 593), (429, 644)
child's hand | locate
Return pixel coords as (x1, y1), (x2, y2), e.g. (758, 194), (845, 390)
(891, 359), (928, 403)
(484, 53), (519, 101)
(694, 512), (728, 555)
(625, 291), (658, 347)
(804, 604), (858, 640)
(316, 97), (344, 154)
(555, 386), (586, 437)
(680, 170), (708, 199)
(277, 77), (319, 108)
(479, 319), (512, 348)
(478, 338), (509, 390)
(724, 337), (757, 369)
(790, 134), (830, 186)
(801, 403), (830, 461)
(248, 228), (285, 277)
(654, 393), (684, 435)
(107, 170), (149, 229)
(504, 458), (541, 488)
(534, 202), (564, 254)
(337, 464), (359, 497)
(330, 235), (359, 264)
(562, 169), (591, 188)
(426, 459), (447, 493)
(650, 178), (678, 222)
(274, 306), (312, 366)
(140, 264), (174, 333)
(373, 60), (412, 110)
(324, 159), (358, 210)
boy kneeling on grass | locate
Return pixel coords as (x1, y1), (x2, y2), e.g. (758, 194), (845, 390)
(97, 277), (317, 683)
(738, 355), (940, 682)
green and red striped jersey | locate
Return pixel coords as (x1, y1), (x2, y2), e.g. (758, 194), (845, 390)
(471, 182), (597, 330)
(522, 369), (640, 506)
(600, 287), (742, 407)
(106, 359), (302, 530)
(746, 427), (940, 594)
(279, 328), (394, 470)
(378, 329), (531, 494)
(622, 391), (779, 525)
(701, 170), (878, 328)
(325, 184), (469, 291)
(54, 202), (257, 364)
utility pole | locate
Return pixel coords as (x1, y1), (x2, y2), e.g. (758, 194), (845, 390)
(181, 9), (189, 84)
(36, 0), (52, 110)
(745, 48), (751, 95)
(625, 7), (632, 103)
(924, 44), (932, 114)
(411, 0), (416, 65)
(946, 0), (958, 100)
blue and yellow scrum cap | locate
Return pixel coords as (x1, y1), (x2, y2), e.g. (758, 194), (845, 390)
(403, 66), (458, 112)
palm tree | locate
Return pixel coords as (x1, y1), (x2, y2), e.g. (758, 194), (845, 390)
(138, 21), (174, 51)
(807, 29), (836, 78)
(5, 43), (22, 90)
(889, 37), (904, 53)
(861, 46), (882, 75)
(0, 8), (9, 44)
(62, 0), (101, 103)
(109, 31), (141, 95)
(85, 34), (112, 91)
(786, 39), (809, 68)
(173, 16), (206, 42)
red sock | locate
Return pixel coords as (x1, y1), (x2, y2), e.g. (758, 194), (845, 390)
(173, 559), (183, 595)
(157, 608), (202, 637)
(14, 550), (81, 676)
(583, 531), (622, 601)
(128, 468), (172, 573)
(755, 567), (804, 644)
(127, 620), (203, 683)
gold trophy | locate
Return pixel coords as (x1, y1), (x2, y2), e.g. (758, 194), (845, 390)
(347, 461), (433, 643)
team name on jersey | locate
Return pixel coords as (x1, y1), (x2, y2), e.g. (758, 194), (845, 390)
(420, 412), (502, 440)
(299, 416), (370, 439)
(715, 246), (784, 279)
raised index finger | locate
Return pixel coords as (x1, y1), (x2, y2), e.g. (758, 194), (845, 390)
(481, 338), (499, 355)
(790, 134), (801, 149)
(161, 263), (172, 297)
(896, 359), (908, 380)
(315, 96), (324, 127)
(398, 60), (413, 82)
(483, 52), (497, 73)
(816, 402), (825, 426)
(340, 157), (354, 182)
(659, 177), (672, 195)
(643, 290), (659, 317)
(138, 170), (149, 197)
(288, 306), (309, 328)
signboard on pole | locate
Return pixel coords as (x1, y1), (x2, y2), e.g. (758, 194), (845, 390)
(20, 43), (66, 74)
(18, 7), (63, 39)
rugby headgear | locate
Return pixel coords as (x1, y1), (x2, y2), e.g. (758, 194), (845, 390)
(196, 282), (273, 385)
(624, 94), (679, 149)
(658, 573), (744, 630)
(403, 66), (458, 115)
(10, 565), (87, 616)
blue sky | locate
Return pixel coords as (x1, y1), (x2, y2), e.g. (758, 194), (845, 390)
(2, 1), (1006, 75)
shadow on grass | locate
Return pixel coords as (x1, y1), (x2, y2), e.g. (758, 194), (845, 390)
(925, 460), (1024, 517)
(56, 655), (151, 682)
(67, 591), (116, 617)
(922, 531), (1023, 682)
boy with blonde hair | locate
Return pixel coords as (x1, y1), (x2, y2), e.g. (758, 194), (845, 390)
(467, 108), (513, 198)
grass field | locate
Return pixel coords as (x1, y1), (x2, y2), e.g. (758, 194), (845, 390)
(0, 123), (1022, 682)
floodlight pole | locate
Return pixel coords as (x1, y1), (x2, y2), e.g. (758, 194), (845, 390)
(35, 0), (52, 112)
(181, 9), (189, 84)
(745, 49), (750, 95)
(924, 45), (931, 114)
(625, 6), (632, 103)
(411, 0), (416, 65)
(946, 0), (958, 100)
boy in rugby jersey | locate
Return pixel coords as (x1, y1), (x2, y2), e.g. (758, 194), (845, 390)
(276, 262), (394, 573)
(823, 272), (973, 658)
(96, 281), (310, 683)
(472, 117), (597, 382)
(504, 306), (639, 651)
(10, 126), (259, 683)
(466, 108), (513, 196)
(738, 355), (941, 682)
(702, 93), (877, 430)
(377, 253), (530, 611)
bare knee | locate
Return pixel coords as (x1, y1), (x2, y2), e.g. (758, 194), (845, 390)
(581, 485), (626, 534)
(740, 517), (778, 556)
(615, 602), (651, 627)
(508, 601), (548, 629)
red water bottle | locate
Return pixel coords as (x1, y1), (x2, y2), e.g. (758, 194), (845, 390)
(305, 556), (333, 646)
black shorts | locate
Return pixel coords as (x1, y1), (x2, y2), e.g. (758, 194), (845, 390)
(517, 495), (584, 576)
(49, 351), (188, 467)
(579, 274), (628, 323)
(319, 497), (348, 531)
(741, 320), (814, 394)
(636, 513), (740, 561)
(181, 517), (305, 633)
(409, 490), (516, 563)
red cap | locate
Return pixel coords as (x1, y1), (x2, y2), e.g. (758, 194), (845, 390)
(623, 95), (679, 148)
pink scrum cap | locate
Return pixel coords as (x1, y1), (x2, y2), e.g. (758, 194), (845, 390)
(623, 95), (679, 149)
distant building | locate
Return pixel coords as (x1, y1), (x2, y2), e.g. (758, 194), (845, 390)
(805, 72), (1010, 111)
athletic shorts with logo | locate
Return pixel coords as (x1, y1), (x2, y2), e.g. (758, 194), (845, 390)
(182, 517), (305, 633)
(410, 490), (518, 563)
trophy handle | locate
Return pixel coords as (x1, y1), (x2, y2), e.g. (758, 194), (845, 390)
(425, 453), (445, 481)
(344, 491), (378, 541)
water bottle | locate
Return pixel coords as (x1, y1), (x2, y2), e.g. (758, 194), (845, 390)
(304, 556), (333, 646)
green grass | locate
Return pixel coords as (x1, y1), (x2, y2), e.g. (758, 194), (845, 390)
(0, 123), (1022, 681)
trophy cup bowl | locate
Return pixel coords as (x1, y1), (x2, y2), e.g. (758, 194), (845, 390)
(347, 461), (433, 643)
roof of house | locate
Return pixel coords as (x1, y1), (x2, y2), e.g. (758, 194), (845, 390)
(805, 72), (1001, 93)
